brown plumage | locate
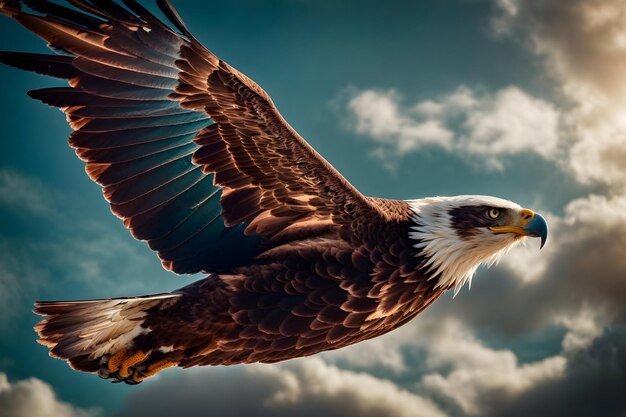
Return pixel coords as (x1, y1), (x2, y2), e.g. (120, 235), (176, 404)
(0, 0), (548, 384)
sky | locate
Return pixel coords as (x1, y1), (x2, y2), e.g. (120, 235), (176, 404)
(0, 0), (625, 416)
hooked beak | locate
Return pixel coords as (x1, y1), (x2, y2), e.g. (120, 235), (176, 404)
(489, 208), (549, 249)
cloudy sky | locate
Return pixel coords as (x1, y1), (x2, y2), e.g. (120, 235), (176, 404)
(1, 0), (625, 416)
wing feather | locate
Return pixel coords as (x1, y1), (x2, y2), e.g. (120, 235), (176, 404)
(1, 0), (408, 276)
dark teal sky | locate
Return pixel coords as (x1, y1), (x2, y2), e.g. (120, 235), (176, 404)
(1, 1), (624, 417)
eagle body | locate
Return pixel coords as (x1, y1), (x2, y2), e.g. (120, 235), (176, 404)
(138, 206), (444, 368)
(0, 0), (548, 383)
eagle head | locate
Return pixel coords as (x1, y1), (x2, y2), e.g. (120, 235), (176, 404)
(408, 195), (548, 296)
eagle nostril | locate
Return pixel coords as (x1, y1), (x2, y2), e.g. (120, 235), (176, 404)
(520, 209), (535, 221)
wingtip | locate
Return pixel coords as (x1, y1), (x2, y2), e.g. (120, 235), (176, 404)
(26, 88), (47, 102)
(155, 0), (197, 42)
(0, 0), (21, 15)
(0, 50), (16, 66)
(33, 301), (56, 317)
(33, 301), (46, 314)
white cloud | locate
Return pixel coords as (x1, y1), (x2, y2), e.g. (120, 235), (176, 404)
(556, 306), (607, 354)
(0, 241), (50, 329)
(348, 90), (454, 153)
(319, 312), (591, 416)
(568, 130), (626, 188)
(417, 319), (566, 415)
(463, 87), (559, 161)
(0, 373), (97, 417)
(321, 320), (415, 372)
(321, 309), (608, 416)
(347, 86), (560, 170)
(494, 0), (626, 188)
(119, 358), (447, 417)
(258, 359), (447, 417)
(498, 240), (552, 283)
(562, 193), (626, 230)
(0, 169), (50, 215)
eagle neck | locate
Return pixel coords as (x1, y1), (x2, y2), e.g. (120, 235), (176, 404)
(406, 198), (481, 297)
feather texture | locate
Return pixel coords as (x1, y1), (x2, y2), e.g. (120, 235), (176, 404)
(2, 0), (457, 378)
(2, 0), (407, 275)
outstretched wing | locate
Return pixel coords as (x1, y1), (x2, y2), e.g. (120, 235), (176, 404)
(0, 0), (402, 274)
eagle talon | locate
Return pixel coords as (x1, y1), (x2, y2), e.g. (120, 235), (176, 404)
(124, 369), (144, 385)
(134, 363), (148, 373)
(124, 379), (141, 385)
(124, 372), (143, 385)
(107, 348), (129, 373)
(100, 349), (149, 383)
(95, 349), (177, 384)
(118, 351), (148, 378)
(97, 367), (110, 379)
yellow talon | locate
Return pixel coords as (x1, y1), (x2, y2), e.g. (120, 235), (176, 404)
(118, 351), (148, 378)
(130, 371), (144, 384)
(101, 349), (176, 383)
(142, 359), (177, 378)
(107, 348), (129, 372)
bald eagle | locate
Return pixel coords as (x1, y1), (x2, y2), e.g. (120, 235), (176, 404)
(0, 0), (547, 384)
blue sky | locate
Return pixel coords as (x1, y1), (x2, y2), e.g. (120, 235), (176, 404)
(1, 1), (625, 416)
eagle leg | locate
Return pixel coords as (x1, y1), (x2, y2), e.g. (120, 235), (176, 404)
(106, 348), (130, 373)
(133, 359), (178, 383)
(117, 350), (148, 378)
(97, 348), (175, 385)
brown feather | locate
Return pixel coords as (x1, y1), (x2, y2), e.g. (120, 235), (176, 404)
(1, 1), (449, 377)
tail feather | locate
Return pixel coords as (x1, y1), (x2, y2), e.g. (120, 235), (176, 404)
(34, 293), (180, 372)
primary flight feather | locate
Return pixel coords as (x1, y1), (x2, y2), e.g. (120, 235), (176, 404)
(0, 0), (548, 384)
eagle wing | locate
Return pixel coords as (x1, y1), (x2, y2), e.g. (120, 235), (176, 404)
(0, 0), (404, 274)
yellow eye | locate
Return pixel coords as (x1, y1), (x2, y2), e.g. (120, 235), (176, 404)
(488, 208), (501, 219)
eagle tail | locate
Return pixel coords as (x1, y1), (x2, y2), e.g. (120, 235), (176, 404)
(34, 293), (180, 374)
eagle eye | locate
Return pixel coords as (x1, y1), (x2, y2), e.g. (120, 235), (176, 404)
(487, 208), (501, 219)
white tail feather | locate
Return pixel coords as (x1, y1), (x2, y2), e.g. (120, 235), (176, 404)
(34, 293), (180, 372)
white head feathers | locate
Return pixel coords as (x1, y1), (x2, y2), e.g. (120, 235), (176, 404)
(408, 195), (523, 297)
